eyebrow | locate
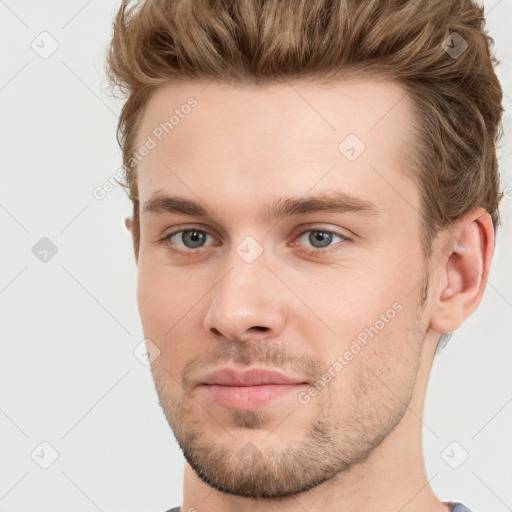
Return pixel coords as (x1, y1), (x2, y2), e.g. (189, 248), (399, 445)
(142, 190), (380, 222)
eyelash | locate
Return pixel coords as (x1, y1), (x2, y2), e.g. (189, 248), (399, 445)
(157, 224), (350, 258)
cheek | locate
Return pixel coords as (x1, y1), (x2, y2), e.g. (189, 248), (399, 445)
(289, 264), (405, 341)
(136, 251), (190, 320)
(137, 261), (180, 355)
(295, 257), (423, 386)
(318, 305), (423, 421)
(137, 261), (165, 329)
(136, 259), (208, 373)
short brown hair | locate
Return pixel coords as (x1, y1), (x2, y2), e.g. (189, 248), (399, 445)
(105, 0), (504, 261)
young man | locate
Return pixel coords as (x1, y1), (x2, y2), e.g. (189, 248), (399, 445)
(105, 1), (504, 511)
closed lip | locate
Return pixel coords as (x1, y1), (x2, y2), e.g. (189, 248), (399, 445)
(201, 367), (309, 386)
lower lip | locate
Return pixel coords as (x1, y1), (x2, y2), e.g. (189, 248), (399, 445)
(202, 384), (307, 410)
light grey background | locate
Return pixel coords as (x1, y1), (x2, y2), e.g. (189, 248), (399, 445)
(1, 1), (511, 511)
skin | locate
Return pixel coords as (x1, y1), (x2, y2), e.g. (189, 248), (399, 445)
(126, 78), (494, 512)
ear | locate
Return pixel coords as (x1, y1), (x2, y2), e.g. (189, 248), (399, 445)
(124, 216), (132, 232)
(430, 208), (494, 334)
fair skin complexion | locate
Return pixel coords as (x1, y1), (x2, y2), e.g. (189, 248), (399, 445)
(126, 78), (494, 512)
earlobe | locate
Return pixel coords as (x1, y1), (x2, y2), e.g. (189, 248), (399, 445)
(430, 209), (494, 334)
(124, 216), (132, 232)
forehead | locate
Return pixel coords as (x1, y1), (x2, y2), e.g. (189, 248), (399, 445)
(135, 78), (418, 223)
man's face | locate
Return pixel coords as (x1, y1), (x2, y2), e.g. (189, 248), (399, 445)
(134, 78), (431, 498)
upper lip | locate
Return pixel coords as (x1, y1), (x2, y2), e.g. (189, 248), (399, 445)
(202, 367), (308, 386)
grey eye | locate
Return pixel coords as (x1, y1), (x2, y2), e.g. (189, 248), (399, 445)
(297, 229), (345, 250)
(178, 230), (210, 249)
(307, 231), (334, 248)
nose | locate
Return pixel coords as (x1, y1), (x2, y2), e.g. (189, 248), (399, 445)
(203, 249), (286, 343)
